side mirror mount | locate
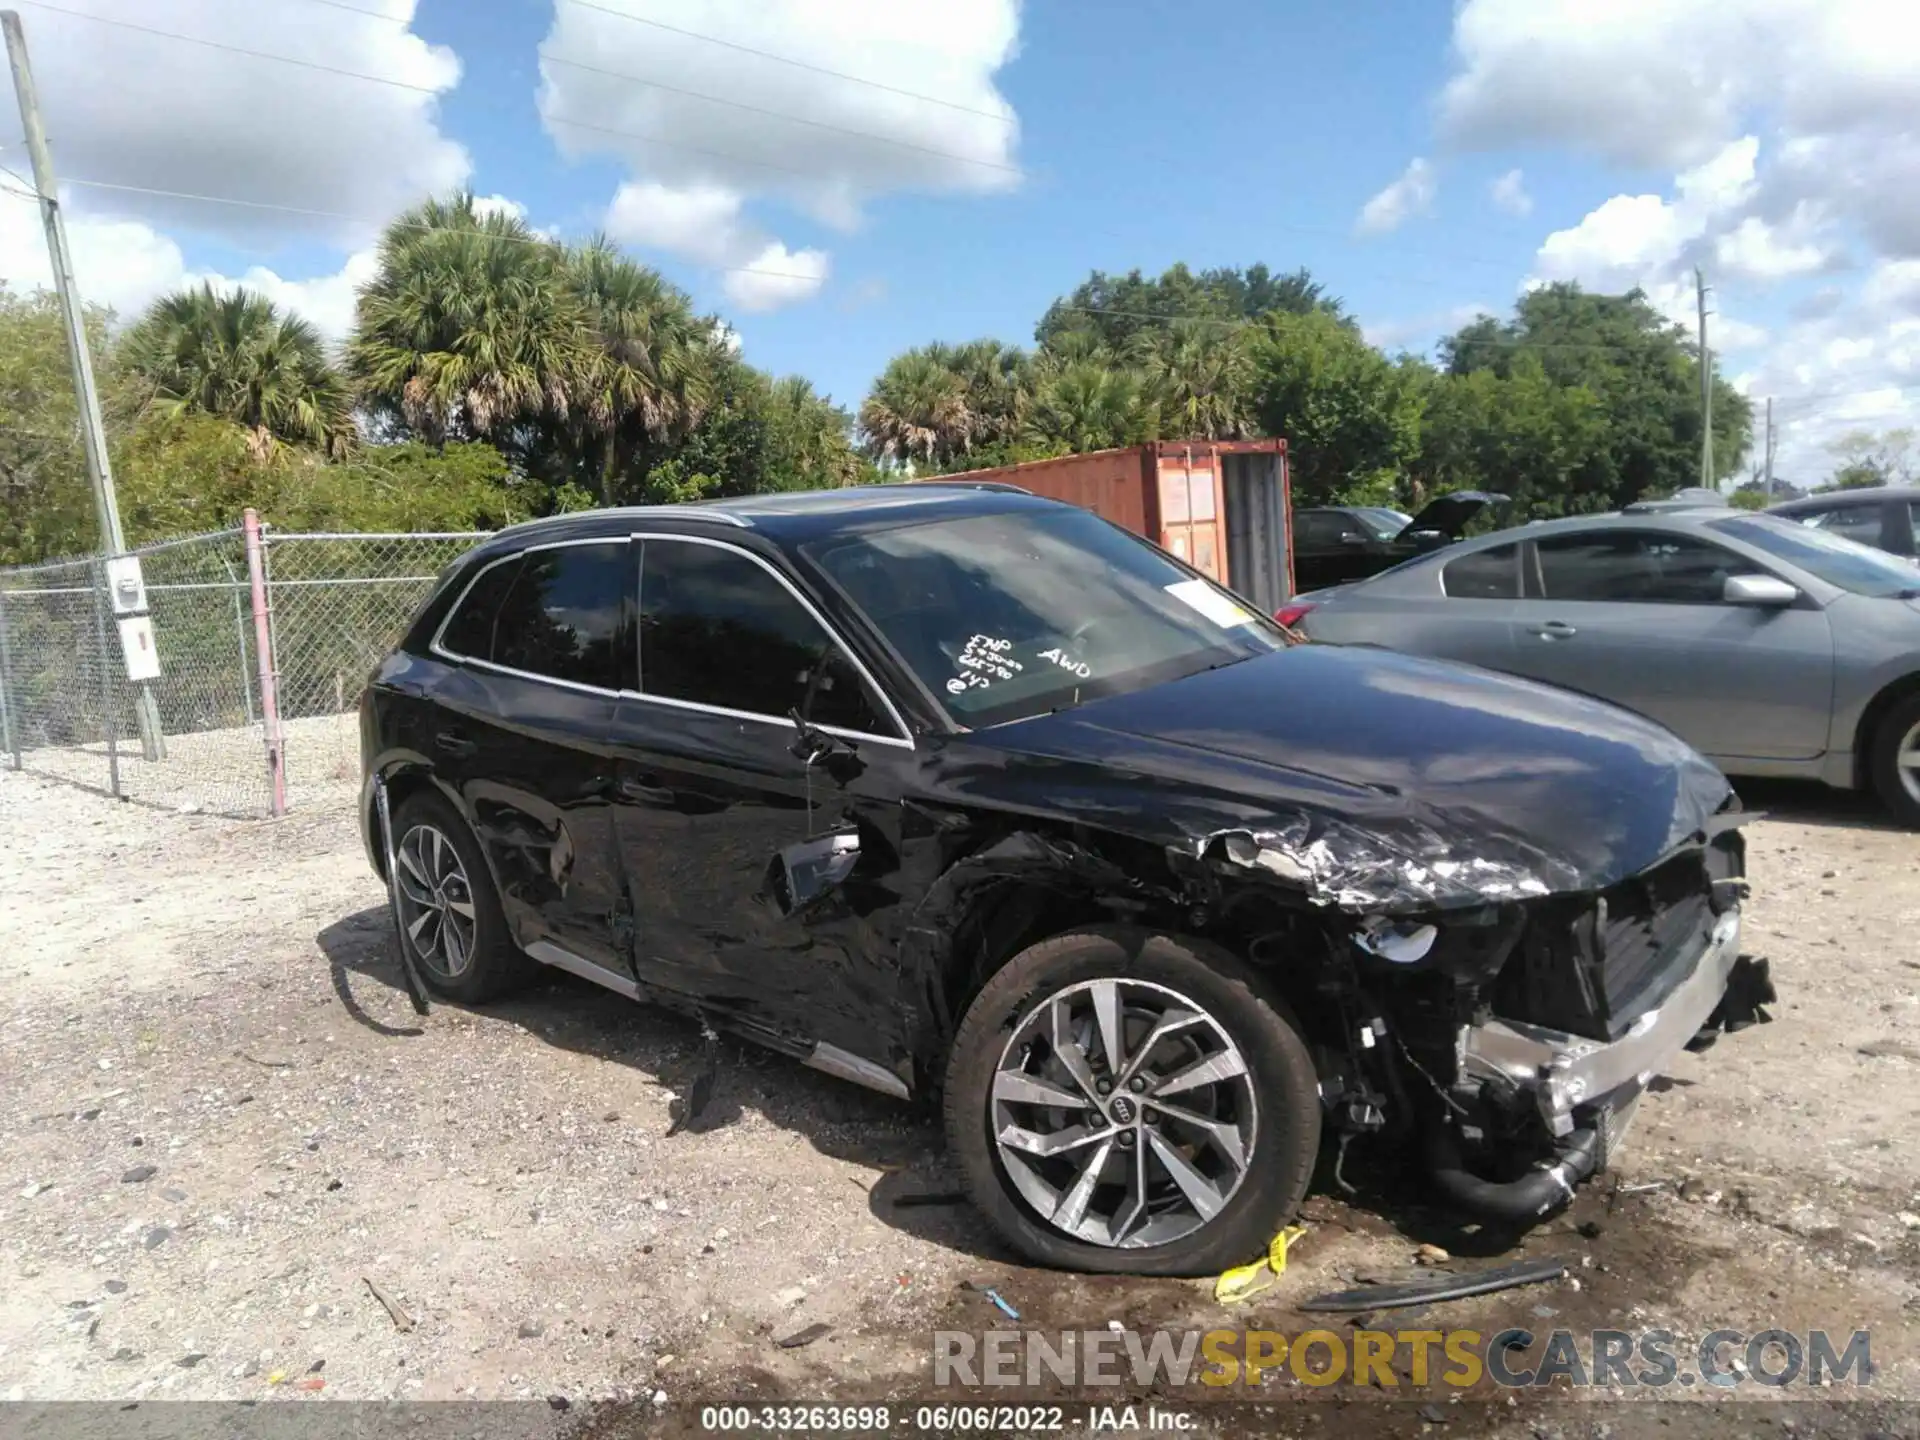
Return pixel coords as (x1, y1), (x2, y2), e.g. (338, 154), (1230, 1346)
(1723, 573), (1798, 607)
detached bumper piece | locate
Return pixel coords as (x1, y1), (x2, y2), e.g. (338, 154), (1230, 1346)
(1435, 911), (1762, 1223)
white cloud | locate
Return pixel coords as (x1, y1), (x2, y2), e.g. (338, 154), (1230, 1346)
(1355, 158), (1437, 236)
(0, 0), (470, 339)
(539, 0), (1021, 311)
(605, 181), (747, 267)
(1489, 169), (1531, 217)
(11, 0), (468, 242)
(722, 243), (830, 313)
(2, 190), (381, 341)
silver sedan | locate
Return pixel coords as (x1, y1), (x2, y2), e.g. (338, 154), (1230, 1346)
(1288, 508), (1920, 825)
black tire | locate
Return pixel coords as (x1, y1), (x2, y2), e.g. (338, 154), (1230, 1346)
(943, 926), (1321, 1276)
(1868, 690), (1920, 829)
(388, 790), (533, 1004)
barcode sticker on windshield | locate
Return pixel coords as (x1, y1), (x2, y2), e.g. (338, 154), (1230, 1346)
(1164, 579), (1255, 628)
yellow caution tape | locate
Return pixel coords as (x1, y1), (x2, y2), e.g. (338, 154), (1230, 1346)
(1214, 1223), (1310, 1306)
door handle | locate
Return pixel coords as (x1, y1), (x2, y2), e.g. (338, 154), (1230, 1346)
(1528, 621), (1578, 640)
(434, 729), (478, 757)
(619, 776), (676, 806)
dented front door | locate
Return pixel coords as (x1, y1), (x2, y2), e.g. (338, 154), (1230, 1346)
(605, 700), (914, 1062)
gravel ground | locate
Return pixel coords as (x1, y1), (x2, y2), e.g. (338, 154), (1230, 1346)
(2, 765), (1917, 1434)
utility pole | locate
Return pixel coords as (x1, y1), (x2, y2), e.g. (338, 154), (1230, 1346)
(1763, 397), (1776, 503)
(3, 10), (164, 760)
(1695, 266), (1714, 489)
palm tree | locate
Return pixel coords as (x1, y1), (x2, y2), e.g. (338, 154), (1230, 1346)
(120, 284), (352, 458)
(565, 238), (717, 503)
(766, 375), (861, 487)
(1025, 361), (1156, 453)
(345, 193), (588, 449)
(858, 349), (969, 464)
(1135, 320), (1254, 439)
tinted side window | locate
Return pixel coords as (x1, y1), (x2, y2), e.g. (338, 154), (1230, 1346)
(1297, 513), (1352, 547)
(1536, 532), (1745, 604)
(489, 542), (632, 690)
(438, 555), (524, 662)
(640, 540), (890, 735)
(1907, 504), (1920, 556)
(1442, 543), (1519, 599)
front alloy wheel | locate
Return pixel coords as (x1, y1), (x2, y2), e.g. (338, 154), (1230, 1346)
(946, 927), (1321, 1276)
(992, 978), (1257, 1249)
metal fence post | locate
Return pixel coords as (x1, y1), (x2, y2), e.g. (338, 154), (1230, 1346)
(243, 509), (286, 817)
(91, 559), (121, 799)
(0, 589), (17, 770)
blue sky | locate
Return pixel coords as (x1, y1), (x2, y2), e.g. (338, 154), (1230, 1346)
(4, 0), (1917, 482)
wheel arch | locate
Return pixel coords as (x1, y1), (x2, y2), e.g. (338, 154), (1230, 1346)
(1851, 671), (1920, 790)
(901, 822), (1336, 1091)
(365, 758), (468, 883)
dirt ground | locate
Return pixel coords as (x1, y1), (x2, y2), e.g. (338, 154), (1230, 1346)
(2, 765), (1918, 1436)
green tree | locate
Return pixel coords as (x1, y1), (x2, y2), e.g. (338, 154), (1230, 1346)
(1023, 360), (1157, 453)
(1248, 310), (1422, 505)
(345, 192), (588, 452)
(1825, 428), (1915, 489)
(1036, 262), (1348, 353)
(1442, 284), (1752, 509)
(0, 289), (98, 564)
(119, 284), (353, 460)
(858, 348), (970, 465)
(1132, 319), (1254, 439)
(1413, 357), (1607, 517)
(564, 238), (718, 503)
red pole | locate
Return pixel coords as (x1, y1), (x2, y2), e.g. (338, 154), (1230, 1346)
(243, 508), (286, 817)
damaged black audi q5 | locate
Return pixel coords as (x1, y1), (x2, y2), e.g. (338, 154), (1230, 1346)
(359, 484), (1775, 1275)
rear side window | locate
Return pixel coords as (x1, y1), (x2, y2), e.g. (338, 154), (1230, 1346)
(441, 542), (632, 691)
(639, 539), (891, 735)
(1801, 504), (1884, 547)
(1534, 531), (1739, 604)
(437, 555), (522, 663)
(1442, 543), (1519, 599)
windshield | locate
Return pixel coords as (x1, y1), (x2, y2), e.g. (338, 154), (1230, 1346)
(1708, 515), (1920, 598)
(804, 508), (1287, 727)
(1354, 507), (1413, 540)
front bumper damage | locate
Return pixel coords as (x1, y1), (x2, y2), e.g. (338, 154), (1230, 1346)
(1463, 909), (1746, 1142)
(1425, 911), (1775, 1224)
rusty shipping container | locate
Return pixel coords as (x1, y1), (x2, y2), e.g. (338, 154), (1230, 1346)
(925, 439), (1294, 612)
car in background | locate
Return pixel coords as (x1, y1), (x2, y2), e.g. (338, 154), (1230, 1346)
(1767, 486), (1920, 563)
(1291, 490), (1507, 593)
(359, 485), (1770, 1273)
(1287, 509), (1920, 826)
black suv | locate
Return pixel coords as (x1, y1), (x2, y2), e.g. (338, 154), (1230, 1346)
(360, 485), (1771, 1273)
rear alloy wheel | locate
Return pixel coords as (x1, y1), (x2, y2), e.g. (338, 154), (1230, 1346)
(945, 928), (1321, 1275)
(387, 791), (531, 1003)
(1869, 692), (1920, 829)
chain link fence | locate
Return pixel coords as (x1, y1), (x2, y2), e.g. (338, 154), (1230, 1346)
(0, 522), (487, 817)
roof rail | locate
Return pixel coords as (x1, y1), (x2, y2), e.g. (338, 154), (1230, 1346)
(916, 479), (1031, 495)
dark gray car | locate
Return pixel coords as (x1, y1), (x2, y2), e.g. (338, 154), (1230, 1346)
(1290, 509), (1920, 825)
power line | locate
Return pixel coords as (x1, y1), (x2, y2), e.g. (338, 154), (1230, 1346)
(55, 175), (832, 282)
(17, 0), (1019, 179)
(282, 0), (1017, 127)
(539, 52), (1020, 176)
(559, 0), (1015, 125)
(15, 0), (440, 94)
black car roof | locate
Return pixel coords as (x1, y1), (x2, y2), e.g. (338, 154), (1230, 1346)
(468, 482), (1056, 557)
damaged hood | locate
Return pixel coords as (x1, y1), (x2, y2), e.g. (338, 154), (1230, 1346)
(950, 646), (1733, 913)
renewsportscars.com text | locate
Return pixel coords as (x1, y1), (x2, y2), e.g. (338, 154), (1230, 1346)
(933, 1327), (1873, 1390)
